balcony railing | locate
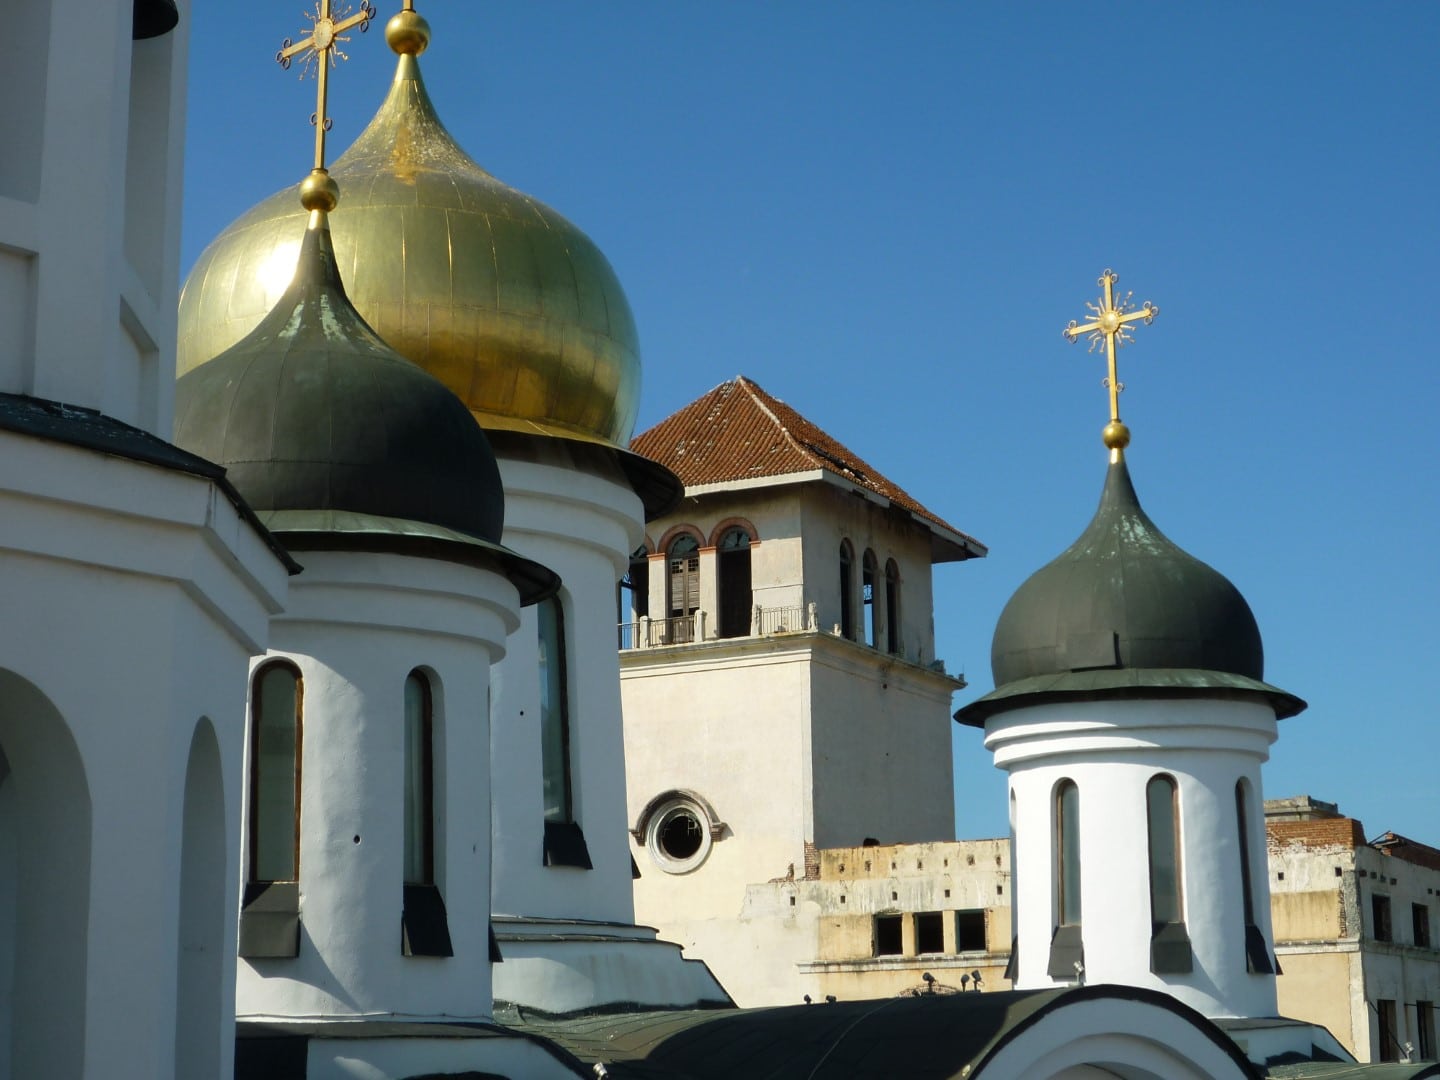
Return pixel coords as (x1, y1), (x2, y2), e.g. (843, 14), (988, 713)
(619, 602), (818, 650)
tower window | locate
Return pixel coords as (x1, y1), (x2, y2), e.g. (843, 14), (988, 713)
(538, 596), (573, 824)
(618, 545), (649, 632)
(402, 671), (435, 886)
(839, 540), (855, 639)
(915, 912), (945, 955)
(666, 534), (700, 643)
(1236, 778), (1275, 974)
(1047, 778), (1085, 979)
(862, 549), (879, 648)
(716, 527), (753, 639)
(250, 661), (302, 884)
(1146, 774), (1192, 973)
(956, 910), (987, 952)
(884, 559), (901, 656)
(642, 792), (715, 874)
(1371, 893), (1393, 942)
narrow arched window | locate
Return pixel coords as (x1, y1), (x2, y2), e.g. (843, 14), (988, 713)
(717, 527), (752, 639)
(862, 549), (879, 648)
(403, 671), (435, 886)
(839, 541), (855, 639)
(1147, 775), (1182, 924)
(250, 662), (302, 884)
(538, 597), (573, 823)
(884, 559), (901, 656)
(1055, 780), (1081, 925)
(667, 535), (700, 642)
(1236, 778), (1275, 973)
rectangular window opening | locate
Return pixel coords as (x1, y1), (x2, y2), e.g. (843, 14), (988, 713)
(956, 910), (986, 952)
(1373, 893), (1393, 943)
(1377, 998), (1400, 1062)
(1413, 903), (1431, 949)
(915, 911), (945, 955)
(1417, 1000), (1436, 1061)
(874, 914), (903, 957)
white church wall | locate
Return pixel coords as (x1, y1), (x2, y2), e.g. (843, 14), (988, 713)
(991, 696), (1281, 1020)
(0, 434), (286, 1079)
(237, 551), (515, 1023)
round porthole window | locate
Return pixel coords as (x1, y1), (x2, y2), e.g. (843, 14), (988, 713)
(646, 796), (713, 874)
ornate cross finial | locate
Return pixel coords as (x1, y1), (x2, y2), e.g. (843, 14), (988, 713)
(1063, 269), (1158, 453)
(277, 0), (375, 205)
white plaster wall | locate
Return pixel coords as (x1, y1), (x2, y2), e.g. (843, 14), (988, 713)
(0, 0), (188, 436)
(490, 456), (642, 925)
(237, 551), (516, 1022)
(990, 696), (1281, 1019)
(0, 436), (286, 1079)
(808, 644), (958, 847)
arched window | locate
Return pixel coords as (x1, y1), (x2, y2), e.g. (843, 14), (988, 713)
(1236, 778), (1275, 973)
(717, 527), (752, 639)
(1055, 780), (1081, 926)
(884, 559), (901, 656)
(839, 541), (855, 640)
(249, 661), (301, 884)
(538, 597), (573, 824)
(862, 549), (879, 648)
(1146, 775), (1182, 925)
(1047, 778), (1084, 980)
(403, 671), (435, 885)
(667, 535), (700, 642)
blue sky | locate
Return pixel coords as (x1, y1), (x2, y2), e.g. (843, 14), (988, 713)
(182, 3), (1439, 843)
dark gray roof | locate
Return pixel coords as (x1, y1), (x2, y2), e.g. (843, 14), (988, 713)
(960, 455), (1302, 724)
(175, 214), (506, 545)
(1266, 1065), (1440, 1079)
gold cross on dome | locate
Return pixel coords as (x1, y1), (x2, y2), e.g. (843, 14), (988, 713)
(277, 0), (375, 172)
(1063, 269), (1159, 425)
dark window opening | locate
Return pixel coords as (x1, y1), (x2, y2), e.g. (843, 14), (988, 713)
(250, 662), (302, 885)
(402, 671), (435, 886)
(1056, 779), (1081, 925)
(1146, 774), (1183, 925)
(862, 550), (878, 648)
(915, 911), (945, 955)
(884, 559), (901, 655)
(618, 545), (649, 636)
(1236, 779), (1275, 974)
(1418, 1000), (1436, 1061)
(717, 527), (752, 639)
(1372, 893), (1393, 942)
(956, 910), (987, 952)
(538, 597), (573, 824)
(1413, 902), (1431, 949)
(839, 542), (855, 639)
(657, 808), (704, 861)
(1377, 998), (1401, 1062)
(874, 914), (903, 957)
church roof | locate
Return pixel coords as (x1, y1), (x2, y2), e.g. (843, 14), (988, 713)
(631, 376), (985, 561)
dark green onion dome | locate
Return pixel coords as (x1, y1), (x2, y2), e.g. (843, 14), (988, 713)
(957, 456), (1304, 726)
(175, 210), (557, 602)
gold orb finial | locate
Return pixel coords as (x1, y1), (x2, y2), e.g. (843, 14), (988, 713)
(299, 168), (340, 212)
(1102, 420), (1131, 451)
(386, 8), (429, 55)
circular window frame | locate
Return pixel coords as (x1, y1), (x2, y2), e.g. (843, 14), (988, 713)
(645, 796), (714, 874)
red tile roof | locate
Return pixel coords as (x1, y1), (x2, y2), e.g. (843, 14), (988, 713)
(631, 376), (983, 558)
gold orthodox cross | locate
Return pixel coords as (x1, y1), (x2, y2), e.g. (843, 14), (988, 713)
(1063, 269), (1159, 426)
(277, 1), (375, 172)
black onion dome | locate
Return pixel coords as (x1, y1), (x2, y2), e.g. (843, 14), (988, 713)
(990, 458), (1264, 686)
(176, 214), (505, 544)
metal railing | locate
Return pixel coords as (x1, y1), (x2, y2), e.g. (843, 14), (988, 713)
(619, 602), (820, 650)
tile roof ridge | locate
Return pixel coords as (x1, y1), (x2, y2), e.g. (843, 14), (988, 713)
(732, 374), (823, 473)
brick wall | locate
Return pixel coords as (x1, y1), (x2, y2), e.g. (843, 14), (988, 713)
(1266, 816), (1365, 852)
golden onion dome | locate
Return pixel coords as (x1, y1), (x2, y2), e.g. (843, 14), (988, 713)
(177, 24), (641, 447)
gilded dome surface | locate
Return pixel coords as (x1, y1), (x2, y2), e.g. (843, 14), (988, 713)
(178, 51), (641, 446)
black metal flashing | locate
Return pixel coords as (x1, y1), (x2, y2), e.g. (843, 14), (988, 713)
(402, 883), (454, 958)
(1046, 923), (1084, 981)
(1002, 935), (1018, 983)
(631, 854), (642, 880)
(0, 391), (300, 575)
(543, 820), (593, 870)
(956, 666), (1307, 727)
(175, 214), (508, 549)
(133, 0), (179, 39)
(1245, 923), (1276, 974)
(1150, 920), (1194, 974)
(489, 924), (503, 964)
(239, 882), (300, 959)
